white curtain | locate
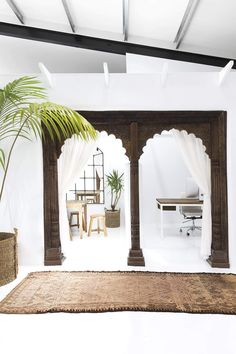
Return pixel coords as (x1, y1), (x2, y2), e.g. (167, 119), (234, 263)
(58, 134), (99, 243)
(171, 129), (211, 258)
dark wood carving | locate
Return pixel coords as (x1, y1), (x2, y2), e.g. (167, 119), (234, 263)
(208, 113), (229, 267)
(128, 122), (145, 266)
(43, 130), (64, 265)
(43, 111), (229, 268)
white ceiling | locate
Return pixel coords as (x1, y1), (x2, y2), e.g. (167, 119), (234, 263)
(183, 0), (236, 58)
(0, 0), (235, 73)
(128, 0), (188, 42)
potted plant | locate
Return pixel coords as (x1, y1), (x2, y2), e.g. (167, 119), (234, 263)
(0, 76), (96, 286)
(105, 170), (124, 228)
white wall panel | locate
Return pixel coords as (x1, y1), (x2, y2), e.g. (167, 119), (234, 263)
(1, 68), (236, 267)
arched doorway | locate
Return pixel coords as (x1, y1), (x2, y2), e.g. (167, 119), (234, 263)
(57, 131), (130, 266)
(43, 111), (229, 268)
(139, 130), (210, 267)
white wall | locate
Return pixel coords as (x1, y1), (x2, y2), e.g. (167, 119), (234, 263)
(126, 53), (221, 73)
(139, 134), (191, 229)
(1, 67), (236, 267)
(0, 136), (44, 265)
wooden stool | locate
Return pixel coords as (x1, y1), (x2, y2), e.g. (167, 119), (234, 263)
(88, 214), (107, 237)
(68, 211), (85, 240)
(67, 200), (86, 240)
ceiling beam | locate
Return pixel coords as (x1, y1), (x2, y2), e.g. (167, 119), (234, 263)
(38, 62), (53, 88)
(174, 0), (199, 49)
(218, 60), (234, 86)
(103, 62), (109, 87)
(6, 0), (24, 24)
(0, 22), (235, 69)
(61, 0), (76, 33)
(161, 62), (168, 87)
(122, 0), (129, 41)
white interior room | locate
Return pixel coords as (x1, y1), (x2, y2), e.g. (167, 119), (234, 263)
(57, 128), (206, 270)
(140, 132), (204, 269)
(1, 1), (236, 354)
(60, 131), (131, 268)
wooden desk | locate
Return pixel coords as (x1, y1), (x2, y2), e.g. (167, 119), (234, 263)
(76, 191), (100, 203)
(156, 198), (203, 237)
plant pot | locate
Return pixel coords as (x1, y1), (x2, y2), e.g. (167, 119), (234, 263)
(0, 229), (18, 286)
(105, 209), (120, 228)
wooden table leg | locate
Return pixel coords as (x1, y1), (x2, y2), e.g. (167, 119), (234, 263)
(88, 217), (93, 237)
(84, 203), (87, 232)
(103, 217), (108, 237)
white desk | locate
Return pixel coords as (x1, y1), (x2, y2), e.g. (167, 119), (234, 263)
(156, 198), (203, 237)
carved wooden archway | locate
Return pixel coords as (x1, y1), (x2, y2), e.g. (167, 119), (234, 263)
(43, 111), (229, 268)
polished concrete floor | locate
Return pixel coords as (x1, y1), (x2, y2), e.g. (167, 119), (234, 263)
(0, 226), (235, 354)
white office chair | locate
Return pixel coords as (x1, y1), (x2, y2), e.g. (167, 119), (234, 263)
(179, 206), (202, 236)
(179, 177), (202, 236)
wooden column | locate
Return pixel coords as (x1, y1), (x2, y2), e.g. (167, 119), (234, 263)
(43, 133), (64, 266)
(208, 113), (229, 267)
(128, 122), (145, 266)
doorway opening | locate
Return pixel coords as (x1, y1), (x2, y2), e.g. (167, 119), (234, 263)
(139, 130), (210, 270)
(58, 131), (130, 268)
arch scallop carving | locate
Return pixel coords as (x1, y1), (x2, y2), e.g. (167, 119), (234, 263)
(43, 110), (229, 268)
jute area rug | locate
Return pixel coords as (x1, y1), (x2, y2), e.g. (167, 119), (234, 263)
(0, 271), (236, 315)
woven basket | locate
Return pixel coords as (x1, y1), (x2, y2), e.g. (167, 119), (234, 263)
(105, 209), (120, 228)
(0, 229), (18, 287)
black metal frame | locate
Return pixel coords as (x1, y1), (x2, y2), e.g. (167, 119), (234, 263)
(0, 22), (235, 69)
(92, 147), (104, 202)
(68, 147), (105, 204)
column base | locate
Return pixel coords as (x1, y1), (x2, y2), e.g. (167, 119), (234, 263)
(207, 250), (230, 268)
(127, 249), (145, 266)
(44, 247), (65, 266)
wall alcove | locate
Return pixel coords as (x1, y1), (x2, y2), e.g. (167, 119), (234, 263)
(43, 111), (229, 268)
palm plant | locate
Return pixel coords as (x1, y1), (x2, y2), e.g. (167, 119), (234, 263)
(0, 76), (97, 202)
(106, 170), (124, 211)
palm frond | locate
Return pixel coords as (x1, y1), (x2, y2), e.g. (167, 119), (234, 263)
(0, 76), (47, 142)
(0, 76), (97, 202)
(0, 149), (5, 170)
(28, 102), (97, 142)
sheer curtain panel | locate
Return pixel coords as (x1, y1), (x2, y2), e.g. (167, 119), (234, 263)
(58, 134), (98, 243)
(171, 129), (211, 258)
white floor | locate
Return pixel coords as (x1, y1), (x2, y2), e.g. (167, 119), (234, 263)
(0, 226), (236, 354)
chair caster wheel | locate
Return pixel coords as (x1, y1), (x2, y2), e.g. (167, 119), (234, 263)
(187, 232), (190, 236)
(180, 229), (182, 232)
